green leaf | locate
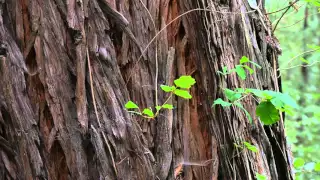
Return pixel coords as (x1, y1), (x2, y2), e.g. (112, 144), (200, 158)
(160, 85), (175, 92)
(213, 98), (232, 107)
(243, 141), (258, 152)
(162, 104), (174, 109)
(142, 108), (154, 117)
(174, 76), (196, 89)
(224, 88), (242, 102)
(255, 173), (267, 180)
(240, 56), (250, 64)
(246, 89), (265, 98)
(235, 88), (246, 93)
(222, 66), (228, 73)
(277, 93), (298, 109)
(299, 57), (309, 64)
(243, 65), (254, 74)
(234, 102), (252, 123)
(235, 65), (246, 80)
(155, 105), (162, 111)
(293, 158), (305, 169)
(174, 89), (192, 99)
(314, 162), (320, 171)
(256, 101), (280, 125)
(261, 90), (278, 99)
(125, 101), (139, 109)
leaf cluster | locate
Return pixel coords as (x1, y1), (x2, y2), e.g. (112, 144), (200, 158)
(124, 76), (196, 119)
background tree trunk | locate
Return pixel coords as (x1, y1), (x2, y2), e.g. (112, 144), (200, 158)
(0, 0), (293, 179)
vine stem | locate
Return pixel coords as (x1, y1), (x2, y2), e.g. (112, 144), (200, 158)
(138, 0), (159, 109)
(154, 91), (174, 118)
(87, 49), (117, 175)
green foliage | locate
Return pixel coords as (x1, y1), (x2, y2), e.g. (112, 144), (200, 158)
(256, 101), (280, 125)
(125, 75), (196, 119)
(315, 162), (320, 171)
(304, 0), (320, 6)
(294, 158), (305, 169)
(213, 57), (297, 125)
(174, 89), (192, 99)
(213, 98), (232, 107)
(266, 1), (320, 179)
(255, 173), (267, 180)
(125, 101), (139, 109)
(174, 75), (196, 89)
(162, 104), (173, 109)
(217, 56), (261, 79)
(240, 56), (250, 64)
(243, 141), (258, 152)
(142, 108), (154, 118)
(234, 102), (252, 123)
(235, 65), (246, 80)
(160, 85), (175, 92)
(224, 88), (242, 102)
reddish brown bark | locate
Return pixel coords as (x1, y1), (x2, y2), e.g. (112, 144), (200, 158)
(0, 0), (293, 179)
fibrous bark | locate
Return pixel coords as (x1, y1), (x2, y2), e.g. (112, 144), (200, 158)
(0, 0), (293, 179)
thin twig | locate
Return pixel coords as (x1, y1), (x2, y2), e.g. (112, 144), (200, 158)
(266, 0), (299, 15)
(272, 1), (299, 33)
(277, 12), (320, 29)
(87, 49), (118, 175)
(139, 0), (159, 107)
(279, 47), (320, 67)
(279, 60), (320, 71)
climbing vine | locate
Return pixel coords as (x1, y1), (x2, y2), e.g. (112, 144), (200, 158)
(125, 75), (196, 119)
(213, 56), (298, 125)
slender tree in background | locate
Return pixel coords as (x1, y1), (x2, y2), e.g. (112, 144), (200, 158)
(0, 0), (294, 179)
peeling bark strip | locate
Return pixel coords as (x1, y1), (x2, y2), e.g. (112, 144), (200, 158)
(0, 0), (293, 179)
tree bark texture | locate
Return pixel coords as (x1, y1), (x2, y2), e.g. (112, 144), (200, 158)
(0, 0), (293, 179)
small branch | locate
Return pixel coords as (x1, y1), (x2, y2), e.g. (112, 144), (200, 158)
(278, 47), (320, 68)
(87, 49), (118, 175)
(266, 0), (299, 15)
(272, 1), (299, 34)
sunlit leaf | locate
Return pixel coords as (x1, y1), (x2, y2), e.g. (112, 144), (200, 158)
(222, 66), (228, 73)
(174, 76), (196, 89)
(160, 85), (175, 92)
(235, 65), (246, 80)
(142, 108), (154, 117)
(240, 56), (250, 64)
(293, 158), (305, 168)
(243, 141), (258, 152)
(213, 98), (232, 107)
(174, 89), (192, 99)
(299, 57), (309, 64)
(162, 104), (174, 109)
(314, 162), (320, 171)
(255, 173), (267, 180)
(125, 101), (139, 109)
(155, 105), (162, 111)
(243, 65), (254, 74)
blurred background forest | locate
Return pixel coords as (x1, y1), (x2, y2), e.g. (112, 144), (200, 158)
(266, 0), (320, 179)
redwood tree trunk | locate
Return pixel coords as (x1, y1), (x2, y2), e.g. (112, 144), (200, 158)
(0, 0), (293, 179)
